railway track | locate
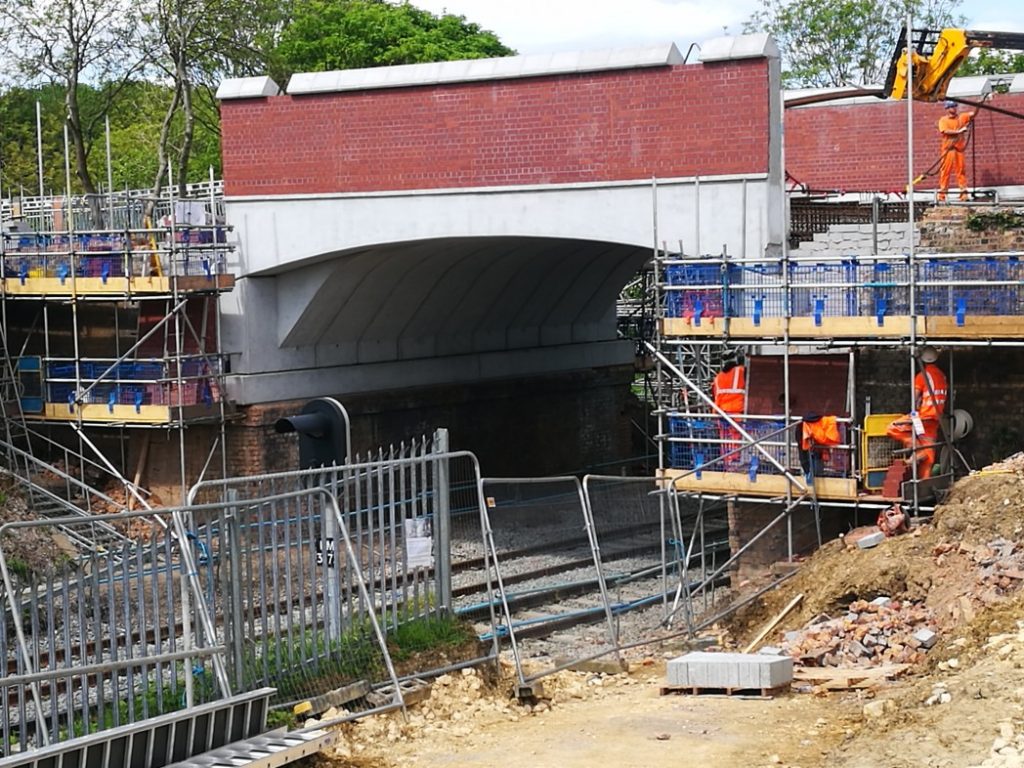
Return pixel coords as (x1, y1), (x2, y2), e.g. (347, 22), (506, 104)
(454, 523), (731, 645)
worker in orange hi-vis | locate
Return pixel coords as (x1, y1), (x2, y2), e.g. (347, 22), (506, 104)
(936, 99), (977, 202)
(886, 346), (949, 479)
(711, 351), (746, 470)
(798, 413), (842, 483)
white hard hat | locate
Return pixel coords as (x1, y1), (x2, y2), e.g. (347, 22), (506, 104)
(919, 346), (939, 364)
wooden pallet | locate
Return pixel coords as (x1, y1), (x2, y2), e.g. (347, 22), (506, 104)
(792, 664), (909, 690)
(659, 683), (790, 699)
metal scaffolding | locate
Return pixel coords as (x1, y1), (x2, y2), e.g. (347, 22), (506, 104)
(0, 175), (236, 542)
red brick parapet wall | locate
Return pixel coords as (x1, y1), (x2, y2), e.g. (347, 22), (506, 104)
(220, 59), (772, 197)
(785, 93), (1024, 194)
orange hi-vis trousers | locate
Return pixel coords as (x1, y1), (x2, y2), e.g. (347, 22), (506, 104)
(886, 416), (941, 478)
(938, 149), (967, 201)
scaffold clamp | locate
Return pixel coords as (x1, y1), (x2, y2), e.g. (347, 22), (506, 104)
(955, 297), (967, 326)
(875, 298), (888, 326)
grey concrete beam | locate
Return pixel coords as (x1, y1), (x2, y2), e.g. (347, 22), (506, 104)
(215, 76), (281, 100)
(285, 44), (684, 96)
(224, 340), (634, 404)
(699, 34), (780, 62)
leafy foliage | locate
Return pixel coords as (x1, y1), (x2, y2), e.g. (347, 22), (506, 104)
(0, 0), (512, 196)
(272, 0), (513, 82)
(965, 209), (1024, 232)
(744, 0), (964, 88)
(958, 48), (1024, 77)
(0, 0), (146, 206)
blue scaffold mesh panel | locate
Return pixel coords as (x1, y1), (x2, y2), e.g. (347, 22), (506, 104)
(664, 264), (726, 319)
(666, 416), (719, 469)
(789, 262), (859, 318)
(728, 264), (785, 318)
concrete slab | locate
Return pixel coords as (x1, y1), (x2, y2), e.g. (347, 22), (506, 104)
(666, 652), (793, 690)
(857, 531), (886, 549)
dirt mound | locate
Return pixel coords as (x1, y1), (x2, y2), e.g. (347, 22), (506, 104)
(933, 472), (1024, 542)
(731, 469), (1024, 658)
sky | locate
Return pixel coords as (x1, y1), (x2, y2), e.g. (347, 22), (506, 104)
(409, 1), (1024, 56)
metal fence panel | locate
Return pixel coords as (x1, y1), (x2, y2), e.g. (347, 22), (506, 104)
(187, 445), (498, 700)
(0, 508), (224, 756)
(476, 477), (617, 685)
(583, 477), (732, 647)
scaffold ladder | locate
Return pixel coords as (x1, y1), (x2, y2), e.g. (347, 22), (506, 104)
(162, 729), (333, 768)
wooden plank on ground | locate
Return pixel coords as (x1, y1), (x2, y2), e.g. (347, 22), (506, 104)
(660, 683), (790, 699)
(793, 664), (909, 690)
(743, 593), (804, 654)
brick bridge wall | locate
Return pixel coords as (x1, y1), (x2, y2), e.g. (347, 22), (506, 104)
(221, 366), (642, 480)
(219, 58), (772, 197)
(785, 94), (1024, 194)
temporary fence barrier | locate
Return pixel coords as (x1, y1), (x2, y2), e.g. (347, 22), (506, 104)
(1, 227), (232, 282)
(1, 183), (225, 235)
(582, 477), (729, 646)
(664, 413), (852, 480)
(187, 441), (500, 702)
(0, 484), (410, 757)
(0, 506), (225, 756)
(476, 477), (618, 686)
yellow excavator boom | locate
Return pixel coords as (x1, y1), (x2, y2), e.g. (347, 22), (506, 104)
(884, 28), (1024, 102)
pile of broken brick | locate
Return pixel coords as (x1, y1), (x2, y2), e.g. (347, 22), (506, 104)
(934, 536), (1024, 615)
(772, 597), (938, 668)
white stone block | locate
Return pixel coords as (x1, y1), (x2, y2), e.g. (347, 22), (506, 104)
(666, 652), (793, 689)
(858, 531), (886, 549)
(914, 628), (938, 649)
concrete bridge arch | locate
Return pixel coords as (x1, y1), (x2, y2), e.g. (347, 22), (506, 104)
(218, 35), (783, 403)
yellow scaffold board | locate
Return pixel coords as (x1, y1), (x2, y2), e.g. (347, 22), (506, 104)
(661, 316), (927, 339)
(663, 315), (1024, 340)
(39, 403), (216, 424)
(2, 274), (235, 297)
(657, 468), (858, 501)
(924, 316), (1024, 339)
(786, 316), (924, 338)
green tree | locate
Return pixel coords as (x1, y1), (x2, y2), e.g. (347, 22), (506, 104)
(0, 0), (146, 222)
(0, 84), (65, 196)
(958, 48), (1024, 77)
(139, 0), (288, 207)
(745, 0), (963, 88)
(272, 0), (514, 83)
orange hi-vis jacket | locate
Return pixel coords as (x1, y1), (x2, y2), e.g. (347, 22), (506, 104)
(915, 364), (948, 420)
(801, 416), (841, 452)
(712, 365), (746, 414)
(938, 112), (973, 153)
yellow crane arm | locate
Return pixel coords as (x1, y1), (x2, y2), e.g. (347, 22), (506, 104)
(884, 28), (1024, 102)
